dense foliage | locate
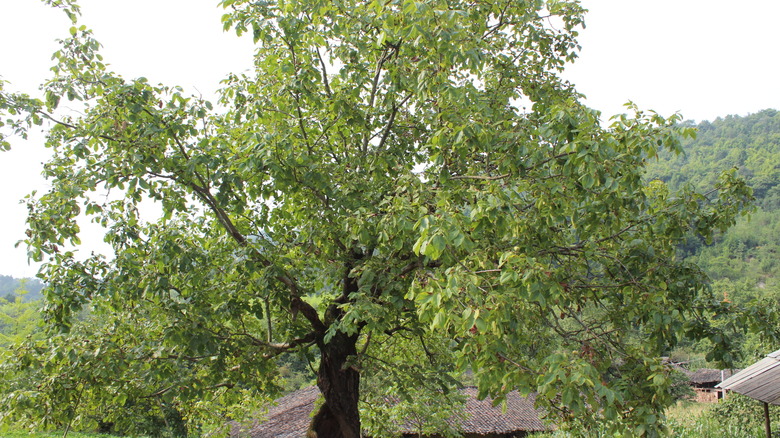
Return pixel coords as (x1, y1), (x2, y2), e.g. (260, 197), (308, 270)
(0, 0), (757, 437)
(0, 288), (42, 347)
(646, 110), (780, 367)
(647, 110), (780, 210)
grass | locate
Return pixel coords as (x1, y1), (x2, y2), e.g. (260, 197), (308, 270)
(527, 401), (768, 437)
(665, 400), (766, 438)
(0, 428), (128, 438)
(0, 433), (122, 438)
(664, 400), (710, 428)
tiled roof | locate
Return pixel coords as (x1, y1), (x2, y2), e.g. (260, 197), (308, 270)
(231, 386), (319, 438)
(232, 386), (550, 437)
(449, 387), (548, 434)
(689, 368), (739, 385)
(718, 349), (780, 405)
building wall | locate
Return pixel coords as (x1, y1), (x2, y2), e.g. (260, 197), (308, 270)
(694, 388), (725, 403)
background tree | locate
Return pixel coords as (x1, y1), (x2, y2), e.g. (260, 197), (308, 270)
(0, 292), (42, 347)
(0, 0), (754, 436)
(0, 275), (45, 303)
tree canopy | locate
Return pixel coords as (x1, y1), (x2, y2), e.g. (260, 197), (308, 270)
(0, 0), (755, 436)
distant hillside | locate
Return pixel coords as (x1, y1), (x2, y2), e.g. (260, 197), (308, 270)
(646, 109), (780, 210)
(0, 275), (44, 302)
(644, 109), (780, 290)
(642, 110), (780, 366)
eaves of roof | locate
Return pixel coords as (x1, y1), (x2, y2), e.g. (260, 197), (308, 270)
(717, 349), (780, 405)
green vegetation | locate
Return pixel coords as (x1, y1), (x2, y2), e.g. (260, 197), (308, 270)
(528, 397), (779, 438)
(0, 1), (775, 438)
(645, 110), (780, 286)
(0, 274), (45, 303)
(0, 432), (122, 438)
(647, 109), (780, 210)
(645, 110), (780, 368)
(0, 291), (42, 346)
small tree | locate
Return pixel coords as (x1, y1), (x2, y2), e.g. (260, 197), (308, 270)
(0, 295), (41, 346)
(0, 0), (753, 436)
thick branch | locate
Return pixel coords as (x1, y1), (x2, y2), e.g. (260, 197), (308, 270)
(451, 173), (510, 181)
(259, 332), (319, 358)
(292, 296), (327, 333)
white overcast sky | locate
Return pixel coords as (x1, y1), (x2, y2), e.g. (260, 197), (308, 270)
(0, 0), (778, 278)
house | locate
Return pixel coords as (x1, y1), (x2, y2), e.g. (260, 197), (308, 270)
(689, 368), (739, 403)
(231, 385), (551, 437)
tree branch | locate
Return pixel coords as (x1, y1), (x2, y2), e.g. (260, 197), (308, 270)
(451, 173), (510, 181)
(315, 47), (332, 97)
(362, 47), (395, 152)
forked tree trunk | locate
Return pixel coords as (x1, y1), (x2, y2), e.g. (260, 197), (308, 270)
(308, 330), (361, 438)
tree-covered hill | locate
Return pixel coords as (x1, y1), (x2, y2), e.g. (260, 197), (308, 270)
(0, 275), (44, 303)
(646, 109), (780, 210)
(644, 109), (780, 365)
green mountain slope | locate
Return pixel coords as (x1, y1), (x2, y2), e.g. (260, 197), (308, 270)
(647, 109), (780, 210)
(643, 110), (780, 366)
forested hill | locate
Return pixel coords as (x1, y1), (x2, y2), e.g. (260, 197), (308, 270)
(645, 109), (780, 298)
(646, 109), (780, 210)
(0, 275), (44, 302)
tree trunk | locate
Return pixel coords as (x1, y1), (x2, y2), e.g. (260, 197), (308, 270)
(308, 330), (361, 438)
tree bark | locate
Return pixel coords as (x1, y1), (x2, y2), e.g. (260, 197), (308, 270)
(308, 330), (361, 438)
(307, 252), (364, 438)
